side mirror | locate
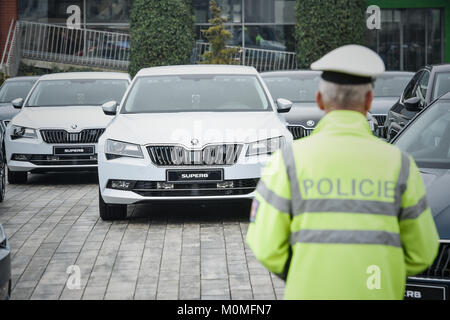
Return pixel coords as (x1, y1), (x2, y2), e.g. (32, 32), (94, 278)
(102, 101), (118, 115)
(404, 97), (421, 112)
(12, 98), (24, 109)
(276, 98), (292, 113)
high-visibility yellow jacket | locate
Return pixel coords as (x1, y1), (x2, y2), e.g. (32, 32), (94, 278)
(246, 110), (439, 300)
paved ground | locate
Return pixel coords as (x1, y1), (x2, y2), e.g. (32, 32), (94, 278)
(0, 172), (285, 300)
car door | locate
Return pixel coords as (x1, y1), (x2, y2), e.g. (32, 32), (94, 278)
(388, 70), (426, 139)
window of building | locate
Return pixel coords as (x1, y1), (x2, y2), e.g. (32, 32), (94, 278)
(368, 8), (444, 71)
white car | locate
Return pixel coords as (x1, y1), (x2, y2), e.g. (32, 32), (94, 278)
(5, 72), (131, 184)
(98, 65), (293, 220)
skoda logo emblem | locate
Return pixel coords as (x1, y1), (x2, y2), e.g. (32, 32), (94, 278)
(71, 124), (78, 130)
(191, 138), (199, 146)
(306, 120), (315, 127)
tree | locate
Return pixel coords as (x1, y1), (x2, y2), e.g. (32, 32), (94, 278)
(295, 0), (366, 69)
(201, 0), (239, 65)
(129, 0), (195, 76)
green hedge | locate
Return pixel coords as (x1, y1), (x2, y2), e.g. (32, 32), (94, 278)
(129, 0), (195, 76)
(295, 0), (367, 69)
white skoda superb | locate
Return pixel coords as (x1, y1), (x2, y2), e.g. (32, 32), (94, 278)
(5, 72), (131, 184)
(98, 65), (293, 220)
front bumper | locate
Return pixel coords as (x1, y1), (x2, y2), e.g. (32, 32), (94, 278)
(98, 151), (269, 205)
(0, 225), (11, 300)
(6, 136), (99, 172)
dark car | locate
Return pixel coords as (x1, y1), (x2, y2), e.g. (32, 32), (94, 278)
(370, 71), (414, 131)
(385, 64), (450, 141)
(393, 92), (450, 300)
(0, 224), (11, 300)
(261, 70), (382, 139)
(0, 76), (39, 132)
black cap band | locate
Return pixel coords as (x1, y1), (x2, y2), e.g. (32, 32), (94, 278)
(321, 71), (373, 85)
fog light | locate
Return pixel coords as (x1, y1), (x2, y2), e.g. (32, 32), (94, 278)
(12, 154), (30, 161)
(157, 182), (174, 190)
(110, 180), (133, 190)
(217, 181), (234, 189)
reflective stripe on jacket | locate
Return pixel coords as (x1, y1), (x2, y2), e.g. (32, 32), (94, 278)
(246, 110), (439, 300)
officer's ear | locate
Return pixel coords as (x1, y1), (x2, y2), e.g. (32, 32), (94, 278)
(365, 90), (373, 113)
(316, 91), (325, 111)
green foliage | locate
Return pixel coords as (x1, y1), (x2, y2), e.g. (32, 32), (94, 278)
(295, 0), (366, 69)
(201, 0), (239, 65)
(129, 0), (195, 77)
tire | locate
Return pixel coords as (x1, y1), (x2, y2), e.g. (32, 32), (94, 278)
(7, 169), (27, 184)
(0, 162), (5, 202)
(99, 188), (127, 221)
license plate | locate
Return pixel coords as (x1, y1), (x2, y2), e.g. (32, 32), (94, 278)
(54, 146), (94, 155)
(167, 169), (223, 183)
(405, 284), (447, 300)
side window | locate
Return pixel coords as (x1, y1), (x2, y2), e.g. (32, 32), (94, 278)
(403, 71), (423, 100)
(414, 71), (430, 105)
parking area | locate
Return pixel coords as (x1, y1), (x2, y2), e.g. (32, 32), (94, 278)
(0, 172), (285, 300)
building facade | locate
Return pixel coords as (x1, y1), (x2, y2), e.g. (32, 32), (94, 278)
(1, 0), (449, 71)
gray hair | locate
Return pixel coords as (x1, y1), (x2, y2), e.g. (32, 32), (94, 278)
(319, 79), (372, 108)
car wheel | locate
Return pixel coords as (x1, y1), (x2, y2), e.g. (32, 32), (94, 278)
(0, 162), (5, 202)
(7, 169), (27, 184)
(99, 188), (127, 221)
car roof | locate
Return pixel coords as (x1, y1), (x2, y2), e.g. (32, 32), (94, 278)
(5, 75), (40, 82)
(261, 70), (321, 77)
(378, 71), (414, 76)
(427, 64), (450, 72)
(136, 65), (258, 77)
(37, 72), (131, 81)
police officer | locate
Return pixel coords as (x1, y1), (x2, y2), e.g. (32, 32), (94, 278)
(246, 45), (439, 300)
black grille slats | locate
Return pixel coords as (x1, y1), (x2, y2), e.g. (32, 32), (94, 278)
(147, 144), (243, 166)
(287, 125), (313, 140)
(417, 243), (450, 279)
(373, 115), (387, 126)
(40, 129), (105, 144)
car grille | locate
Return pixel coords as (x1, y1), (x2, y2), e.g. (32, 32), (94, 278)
(373, 114), (387, 126)
(415, 243), (449, 280)
(132, 178), (259, 197)
(40, 129), (105, 144)
(287, 125), (313, 140)
(147, 144), (243, 166)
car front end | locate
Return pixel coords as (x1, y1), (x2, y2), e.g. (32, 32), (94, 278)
(99, 113), (291, 205)
(97, 65), (293, 219)
(0, 224), (11, 300)
(4, 73), (130, 183)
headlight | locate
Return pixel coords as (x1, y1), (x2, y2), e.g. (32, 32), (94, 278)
(105, 139), (143, 159)
(11, 125), (38, 140)
(247, 136), (285, 156)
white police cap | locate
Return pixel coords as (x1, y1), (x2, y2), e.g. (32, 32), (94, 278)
(311, 44), (385, 85)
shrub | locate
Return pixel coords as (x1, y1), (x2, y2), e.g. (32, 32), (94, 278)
(129, 0), (195, 76)
(295, 0), (366, 69)
(201, 0), (239, 65)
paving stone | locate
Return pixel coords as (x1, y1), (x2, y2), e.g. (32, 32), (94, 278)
(0, 174), (279, 300)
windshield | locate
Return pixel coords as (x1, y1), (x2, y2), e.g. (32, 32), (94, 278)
(373, 74), (412, 97)
(263, 74), (320, 102)
(432, 72), (450, 100)
(0, 80), (36, 103)
(25, 79), (129, 107)
(395, 100), (450, 169)
(122, 75), (271, 113)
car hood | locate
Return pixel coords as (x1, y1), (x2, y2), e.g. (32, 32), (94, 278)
(12, 106), (113, 130)
(370, 97), (398, 115)
(106, 112), (290, 146)
(0, 103), (20, 121)
(420, 168), (450, 240)
(282, 103), (325, 127)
